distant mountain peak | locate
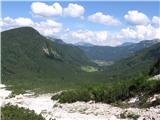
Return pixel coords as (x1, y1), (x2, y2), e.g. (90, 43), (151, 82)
(79, 39), (160, 61)
(120, 42), (135, 47)
(140, 39), (160, 44)
(75, 42), (94, 47)
(120, 39), (160, 47)
(6, 26), (38, 33)
(46, 37), (66, 44)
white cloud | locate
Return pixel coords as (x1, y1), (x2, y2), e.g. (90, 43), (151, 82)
(31, 2), (85, 19)
(15, 17), (34, 26)
(124, 10), (150, 25)
(2, 17), (158, 46)
(117, 24), (160, 41)
(31, 2), (62, 17)
(61, 30), (107, 45)
(88, 12), (121, 26)
(152, 16), (160, 26)
(1, 17), (33, 27)
(0, 17), (14, 27)
(64, 3), (85, 18)
(60, 29), (121, 46)
(38, 22), (159, 46)
(1, 17), (62, 36)
(34, 19), (62, 36)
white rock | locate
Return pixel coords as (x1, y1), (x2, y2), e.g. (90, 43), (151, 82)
(149, 74), (160, 80)
(128, 96), (139, 103)
(0, 84), (12, 106)
(1, 84), (160, 120)
(147, 94), (160, 102)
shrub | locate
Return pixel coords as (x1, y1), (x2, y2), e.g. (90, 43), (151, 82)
(1, 105), (44, 120)
(52, 76), (160, 104)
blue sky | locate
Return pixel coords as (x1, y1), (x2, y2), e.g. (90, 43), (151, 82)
(1, 1), (160, 46)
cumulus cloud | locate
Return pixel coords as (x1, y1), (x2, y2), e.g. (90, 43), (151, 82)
(35, 19), (62, 36)
(1, 17), (33, 28)
(124, 10), (150, 25)
(31, 2), (62, 17)
(63, 30), (123, 46)
(14, 17), (34, 26)
(88, 12), (121, 26)
(117, 24), (160, 41)
(152, 16), (160, 26)
(1, 17), (62, 36)
(60, 29), (121, 46)
(64, 3), (85, 18)
(1, 16), (159, 46)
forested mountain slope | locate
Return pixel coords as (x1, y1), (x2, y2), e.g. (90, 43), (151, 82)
(79, 39), (159, 61)
(1, 27), (102, 92)
(104, 43), (160, 80)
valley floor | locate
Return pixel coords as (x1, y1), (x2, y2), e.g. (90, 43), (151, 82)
(1, 84), (160, 120)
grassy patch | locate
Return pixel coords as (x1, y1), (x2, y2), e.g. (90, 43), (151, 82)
(93, 60), (114, 66)
(81, 66), (98, 72)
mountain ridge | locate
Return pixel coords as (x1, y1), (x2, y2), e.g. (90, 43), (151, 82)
(79, 39), (160, 61)
(104, 42), (160, 79)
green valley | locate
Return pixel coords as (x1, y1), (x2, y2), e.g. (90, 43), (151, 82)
(1, 1), (160, 120)
(1, 27), (107, 93)
(2, 27), (160, 95)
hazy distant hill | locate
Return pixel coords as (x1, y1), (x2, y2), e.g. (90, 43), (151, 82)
(119, 42), (135, 47)
(46, 37), (66, 45)
(104, 42), (160, 79)
(75, 42), (94, 47)
(79, 39), (160, 61)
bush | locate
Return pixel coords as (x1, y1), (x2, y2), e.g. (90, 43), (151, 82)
(120, 112), (140, 120)
(52, 76), (160, 104)
(1, 105), (44, 120)
(52, 89), (92, 103)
